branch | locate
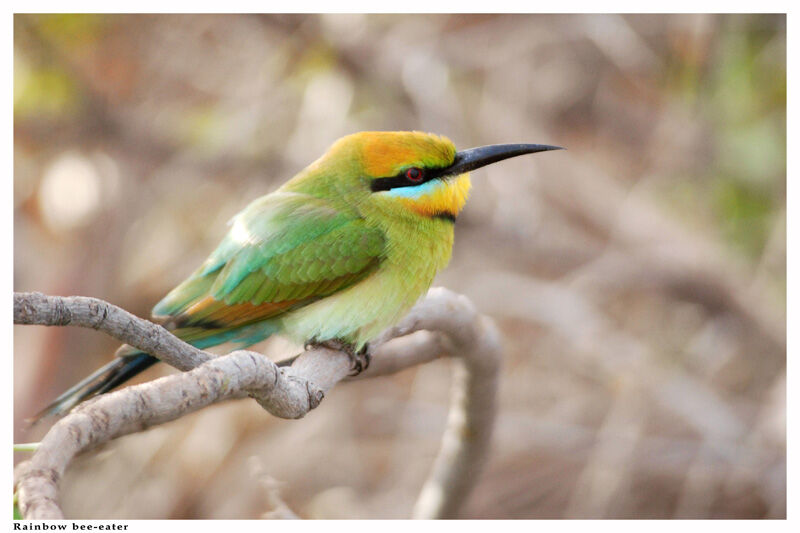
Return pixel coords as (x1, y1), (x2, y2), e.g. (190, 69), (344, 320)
(14, 292), (210, 371)
(13, 288), (502, 519)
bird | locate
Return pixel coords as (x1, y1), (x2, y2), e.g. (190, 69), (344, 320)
(36, 131), (561, 420)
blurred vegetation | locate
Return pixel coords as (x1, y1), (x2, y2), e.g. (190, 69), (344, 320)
(14, 14), (785, 519)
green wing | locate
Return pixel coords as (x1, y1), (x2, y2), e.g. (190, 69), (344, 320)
(152, 192), (385, 331)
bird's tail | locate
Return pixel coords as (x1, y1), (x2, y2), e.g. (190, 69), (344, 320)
(32, 322), (287, 423)
(31, 352), (159, 422)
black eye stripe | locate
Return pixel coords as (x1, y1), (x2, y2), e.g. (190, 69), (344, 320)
(370, 175), (416, 192)
(433, 212), (456, 223)
(370, 167), (447, 192)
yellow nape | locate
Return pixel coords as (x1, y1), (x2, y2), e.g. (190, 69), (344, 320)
(396, 173), (472, 218)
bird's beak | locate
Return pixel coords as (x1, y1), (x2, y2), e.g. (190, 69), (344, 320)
(442, 143), (563, 177)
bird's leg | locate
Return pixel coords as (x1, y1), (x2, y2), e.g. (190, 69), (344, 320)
(305, 339), (371, 376)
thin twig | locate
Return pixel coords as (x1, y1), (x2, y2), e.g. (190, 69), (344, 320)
(14, 292), (210, 371)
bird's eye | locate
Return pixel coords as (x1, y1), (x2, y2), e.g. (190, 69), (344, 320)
(406, 167), (424, 182)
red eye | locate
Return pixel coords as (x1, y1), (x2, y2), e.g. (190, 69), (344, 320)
(406, 167), (423, 182)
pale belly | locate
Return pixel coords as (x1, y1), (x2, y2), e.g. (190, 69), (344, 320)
(277, 259), (437, 348)
(278, 224), (453, 348)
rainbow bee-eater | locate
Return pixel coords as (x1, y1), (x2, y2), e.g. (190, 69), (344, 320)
(37, 131), (560, 419)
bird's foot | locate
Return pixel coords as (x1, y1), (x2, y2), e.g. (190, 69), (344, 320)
(305, 339), (371, 376)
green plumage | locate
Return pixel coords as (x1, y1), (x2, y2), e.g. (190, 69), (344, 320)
(39, 131), (509, 419)
(154, 192), (385, 330)
(150, 130), (463, 351)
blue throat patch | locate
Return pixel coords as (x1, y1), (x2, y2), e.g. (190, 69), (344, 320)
(381, 179), (444, 199)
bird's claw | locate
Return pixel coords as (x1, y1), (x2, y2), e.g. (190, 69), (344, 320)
(307, 339), (370, 376)
(349, 344), (371, 376)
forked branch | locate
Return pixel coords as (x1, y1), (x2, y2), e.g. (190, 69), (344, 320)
(13, 288), (502, 519)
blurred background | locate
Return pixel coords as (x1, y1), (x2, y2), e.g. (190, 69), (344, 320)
(14, 14), (785, 518)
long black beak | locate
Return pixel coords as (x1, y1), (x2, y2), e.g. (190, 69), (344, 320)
(443, 143), (563, 177)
